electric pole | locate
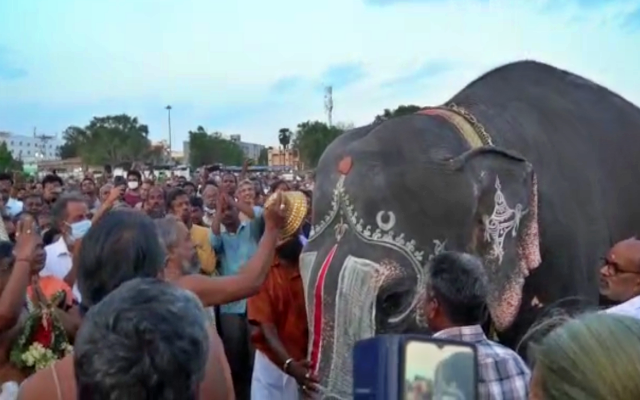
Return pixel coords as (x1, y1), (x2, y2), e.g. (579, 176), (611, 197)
(33, 128), (54, 161)
(165, 105), (172, 153)
(324, 86), (333, 127)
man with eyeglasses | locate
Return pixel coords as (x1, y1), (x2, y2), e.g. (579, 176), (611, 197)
(601, 238), (640, 318)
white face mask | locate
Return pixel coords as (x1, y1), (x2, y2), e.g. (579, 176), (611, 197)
(128, 181), (139, 190)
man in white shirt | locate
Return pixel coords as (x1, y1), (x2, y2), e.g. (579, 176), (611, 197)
(601, 238), (640, 319)
(40, 192), (92, 303)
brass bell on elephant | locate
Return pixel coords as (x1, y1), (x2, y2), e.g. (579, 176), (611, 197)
(264, 190), (308, 242)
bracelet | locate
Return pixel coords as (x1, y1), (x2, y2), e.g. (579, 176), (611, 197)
(15, 258), (31, 264)
(283, 358), (294, 372)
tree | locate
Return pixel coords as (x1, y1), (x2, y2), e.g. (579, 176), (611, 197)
(374, 104), (421, 123)
(334, 122), (355, 131)
(258, 148), (269, 165)
(188, 126), (244, 167)
(0, 142), (22, 171)
(291, 121), (344, 168)
(278, 128), (292, 149)
(59, 126), (88, 159)
(61, 115), (152, 166)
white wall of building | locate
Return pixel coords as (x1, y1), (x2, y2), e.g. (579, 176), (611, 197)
(0, 133), (63, 163)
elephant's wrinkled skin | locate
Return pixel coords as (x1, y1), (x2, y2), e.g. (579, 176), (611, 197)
(300, 61), (640, 399)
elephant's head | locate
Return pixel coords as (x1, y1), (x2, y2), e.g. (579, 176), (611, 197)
(300, 114), (541, 399)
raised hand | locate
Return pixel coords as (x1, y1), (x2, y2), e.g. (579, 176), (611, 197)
(13, 214), (41, 273)
(264, 191), (286, 231)
(107, 186), (123, 204)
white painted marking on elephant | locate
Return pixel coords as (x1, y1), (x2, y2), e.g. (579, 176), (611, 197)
(432, 239), (447, 258)
(482, 177), (526, 265)
(300, 251), (319, 341)
(328, 255), (382, 398)
(334, 218), (348, 241)
(375, 211), (396, 231)
(531, 296), (543, 308)
(309, 176), (344, 242)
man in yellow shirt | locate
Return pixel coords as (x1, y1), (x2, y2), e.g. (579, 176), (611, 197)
(166, 187), (217, 275)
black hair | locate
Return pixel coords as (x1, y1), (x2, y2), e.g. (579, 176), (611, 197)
(76, 210), (166, 310)
(43, 227), (61, 246)
(276, 234), (304, 264)
(165, 188), (188, 210)
(182, 181), (196, 190)
(126, 170), (142, 181)
(222, 172), (237, 184)
(270, 180), (288, 193)
(189, 196), (203, 209)
(75, 278), (208, 400)
(42, 174), (63, 187)
(0, 173), (12, 185)
(427, 251), (489, 326)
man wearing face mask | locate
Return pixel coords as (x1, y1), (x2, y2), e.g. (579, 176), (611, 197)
(40, 193), (93, 303)
(123, 170), (142, 207)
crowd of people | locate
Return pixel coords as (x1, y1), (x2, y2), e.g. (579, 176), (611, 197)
(0, 164), (635, 400)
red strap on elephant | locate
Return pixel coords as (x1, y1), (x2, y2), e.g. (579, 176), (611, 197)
(310, 244), (338, 374)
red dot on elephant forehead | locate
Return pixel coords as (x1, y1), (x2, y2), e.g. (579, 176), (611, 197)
(338, 156), (352, 175)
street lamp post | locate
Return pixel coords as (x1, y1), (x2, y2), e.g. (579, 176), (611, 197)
(165, 105), (172, 154)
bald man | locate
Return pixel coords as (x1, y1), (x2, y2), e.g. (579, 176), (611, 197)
(601, 238), (640, 319)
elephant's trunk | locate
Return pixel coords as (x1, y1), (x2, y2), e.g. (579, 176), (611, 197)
(303, 248), (386, 399)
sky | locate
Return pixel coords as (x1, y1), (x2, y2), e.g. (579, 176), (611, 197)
(1, 0), (640, 150)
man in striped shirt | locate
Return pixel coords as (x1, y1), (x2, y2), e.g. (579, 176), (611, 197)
(424, 252), (531, 400)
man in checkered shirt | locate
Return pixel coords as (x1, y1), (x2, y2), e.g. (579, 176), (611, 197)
(424, 252), (530, 399)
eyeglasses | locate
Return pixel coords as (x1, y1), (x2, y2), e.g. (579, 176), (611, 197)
(601, 257), (640, 275)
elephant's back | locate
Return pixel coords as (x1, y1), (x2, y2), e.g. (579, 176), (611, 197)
(451, 61), (640, 296)
(450, 61), (640, 220)
(448, 60), (640, 169)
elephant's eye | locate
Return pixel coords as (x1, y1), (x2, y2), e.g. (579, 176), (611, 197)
(378, 289), (409, 317)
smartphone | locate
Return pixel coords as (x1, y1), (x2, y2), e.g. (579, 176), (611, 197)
(113, 176), (127, 198)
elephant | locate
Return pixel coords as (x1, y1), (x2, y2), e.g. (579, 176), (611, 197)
(300, 60), (640, 399)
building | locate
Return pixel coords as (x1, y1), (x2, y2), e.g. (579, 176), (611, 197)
(268, 147), (302, 170)
(0, 131), (63, 163)
(182, 140), (190, 166)
(238, 141), (264, 161)
(229, 134), (265, 161)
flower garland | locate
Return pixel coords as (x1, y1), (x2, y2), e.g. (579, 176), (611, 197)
(10, 290), (73, 372)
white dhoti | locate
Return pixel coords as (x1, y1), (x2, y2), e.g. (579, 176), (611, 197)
(251, 350), (300, 400)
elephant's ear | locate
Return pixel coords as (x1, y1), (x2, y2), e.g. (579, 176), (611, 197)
(448, 146), (541, 274)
